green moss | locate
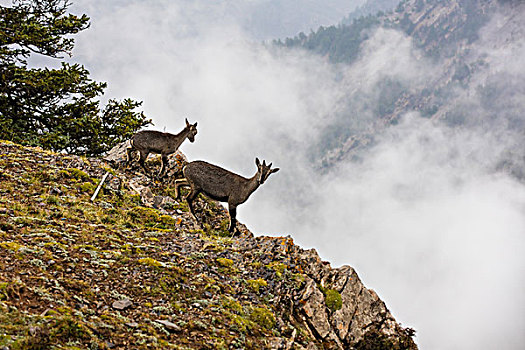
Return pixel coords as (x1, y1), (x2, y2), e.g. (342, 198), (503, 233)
(216, 258), (234, 268)
(45, 195), (60, 205)
(319, 285), (343, 312)
(67, 168), (91, 182)
(34, 169), (54, 182)
(101, 214), (117, 224)
(211, 337), (228, 350)
(0, 306), (94, 349)
(221, 297), (243, 314)
(49, 316), (93, 341)
(325, 289), (342, 312)
(138, 257), (163, 267)
(127, 206), (160, 226)
(102, 166), (117, 176)
(204, 280), (221, 294)
(246, 278), (267, 293)
(79, 182), (97, 193)
(177, 200), (189, 212)
(248, 307), (275, 330)
(292, 273), (306, 289)
(227, 312), (256, 334)
(0, 241), (25, 251)
(157, 271), (187, 295)
(0, 282), (8, 301)
(127, 194), (142, 205)
(216, 219), (231, 237)
(221, 299), (276, 334)
(266, 261), (287, 277)
(250, 261), (263, 269)
(57, 169), (71, 178)
(159, 215), (176, 227)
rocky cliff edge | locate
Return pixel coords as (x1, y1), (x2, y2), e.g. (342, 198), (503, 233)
(0, 140), (416, 349)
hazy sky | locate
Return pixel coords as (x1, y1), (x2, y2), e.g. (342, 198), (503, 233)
(70, 0), (364, 41)
(23, 0), (525, 348)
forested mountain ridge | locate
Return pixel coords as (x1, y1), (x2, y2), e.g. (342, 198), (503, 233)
(275, 0), (525, 169)
(277, 0), (498, 65)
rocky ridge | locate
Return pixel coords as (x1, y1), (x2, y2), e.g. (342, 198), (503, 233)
(0, 140), (416, 349)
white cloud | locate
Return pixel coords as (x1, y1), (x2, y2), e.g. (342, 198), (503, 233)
(351, 27), (434, 87)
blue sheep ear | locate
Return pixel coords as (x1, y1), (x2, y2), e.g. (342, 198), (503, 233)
(271, 168), (280, 173)
(256, 158), (261, 166)
(193, 122), (198, 127)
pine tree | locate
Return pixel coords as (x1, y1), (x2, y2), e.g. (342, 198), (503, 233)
(0, 0), (151, 155)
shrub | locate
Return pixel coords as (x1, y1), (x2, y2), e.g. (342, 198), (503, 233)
(324, 289), (343, 312)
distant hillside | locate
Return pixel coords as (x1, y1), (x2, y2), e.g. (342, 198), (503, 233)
(275, 0), (525, 170)
(274, 15), (381, 64)
(0, 141), (416, 349)
(277, 0), (494, 63)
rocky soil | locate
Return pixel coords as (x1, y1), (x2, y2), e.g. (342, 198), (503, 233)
(0, 140), (416, 349)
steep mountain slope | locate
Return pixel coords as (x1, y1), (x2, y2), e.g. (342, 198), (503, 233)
(0, 141), (416, 349)
(277, 0), (525, 170)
